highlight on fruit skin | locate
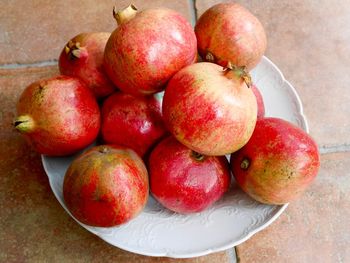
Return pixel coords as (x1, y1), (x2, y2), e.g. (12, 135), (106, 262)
(149, 136), (231, 214)
(14, 75), (100, 156)
(63, 145), (149, 227)
(101, 91), (167, 157)
(59, 32), (117, 98)
(162, 62), (257, 156)
(195, 2), (267, 71)
(104, 5), (197, 96)
(230, 117), (320, 205)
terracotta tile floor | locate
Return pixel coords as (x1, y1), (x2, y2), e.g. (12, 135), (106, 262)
(1, 1), (349, 262)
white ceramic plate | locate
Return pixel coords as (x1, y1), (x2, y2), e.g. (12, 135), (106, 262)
(42, 56), (308, 258)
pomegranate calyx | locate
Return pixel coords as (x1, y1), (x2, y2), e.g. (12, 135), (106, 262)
(240, 158), (251, 170)
(224, 62), (252, 88)
(65, 41), (83, 59)
(99, 147), (109, 154)
(205, 52), (215, 62)
(113, 4), (138, 25)
(13, 115), (35, 133)
(191, 151), (205, 162)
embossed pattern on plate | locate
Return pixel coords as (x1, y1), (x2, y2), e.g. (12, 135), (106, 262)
(42, 56), (308, 258)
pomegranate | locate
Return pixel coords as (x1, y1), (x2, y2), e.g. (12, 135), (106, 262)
(101, 92), (167, 157)
(162, 62), (257, 156)
(63, 145), (149, 227)
(195, 3), (267, 70)
(149, 136), (230, 214)
(104, 5), (197, 96)
(14, 76), (100, 156)
(230, 117), (320, 205)
(59, 32), (116, 98)
(251, 84), (265, 119)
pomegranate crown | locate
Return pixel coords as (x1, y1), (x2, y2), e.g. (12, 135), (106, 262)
(65, 41), (83, 59)
(205, 51), (252, 88)
(224, 61), (252, 88)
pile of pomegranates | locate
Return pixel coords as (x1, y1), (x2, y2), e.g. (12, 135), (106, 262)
(13, 3), (319, 227)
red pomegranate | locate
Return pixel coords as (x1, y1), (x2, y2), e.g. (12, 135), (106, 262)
(251, 84), (265, 119)
(195, 3), (267, 70)
(149, 136), (230, 214)
(63, 145), (149, 227)
(14, 76), (100, 156)
(104, 5), (197, 96)
(162, 62), (257, 156)
(59, 32), (116, 98)
(230, 117), (320, 205)
(101, 92), (167, 157)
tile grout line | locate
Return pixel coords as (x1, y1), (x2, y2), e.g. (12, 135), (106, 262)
(187, 3), (241, 263)
(187, 0), (197, 27)
(227, 248), (238, 263)
(1, 0), (348, 158)
(319, 144), (350, 154)
(187, 5), (240, 263)
(0, 60), (58, 70)
(235, 247), (240, 263)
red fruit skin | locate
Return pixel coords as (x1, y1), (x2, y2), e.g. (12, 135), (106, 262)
(101, 92), (167, 157)
(16, 76), (100, 156)
(63, 145), (149, 227)
(195, 3), (267, 70)
(162, 62), (257, 156)
(230, 117), (320, 205)
(104, 8), (197, 96)
(59, 32), (116, 98)
(251, 84), (265, 119)
(149, 136), (230, 214)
